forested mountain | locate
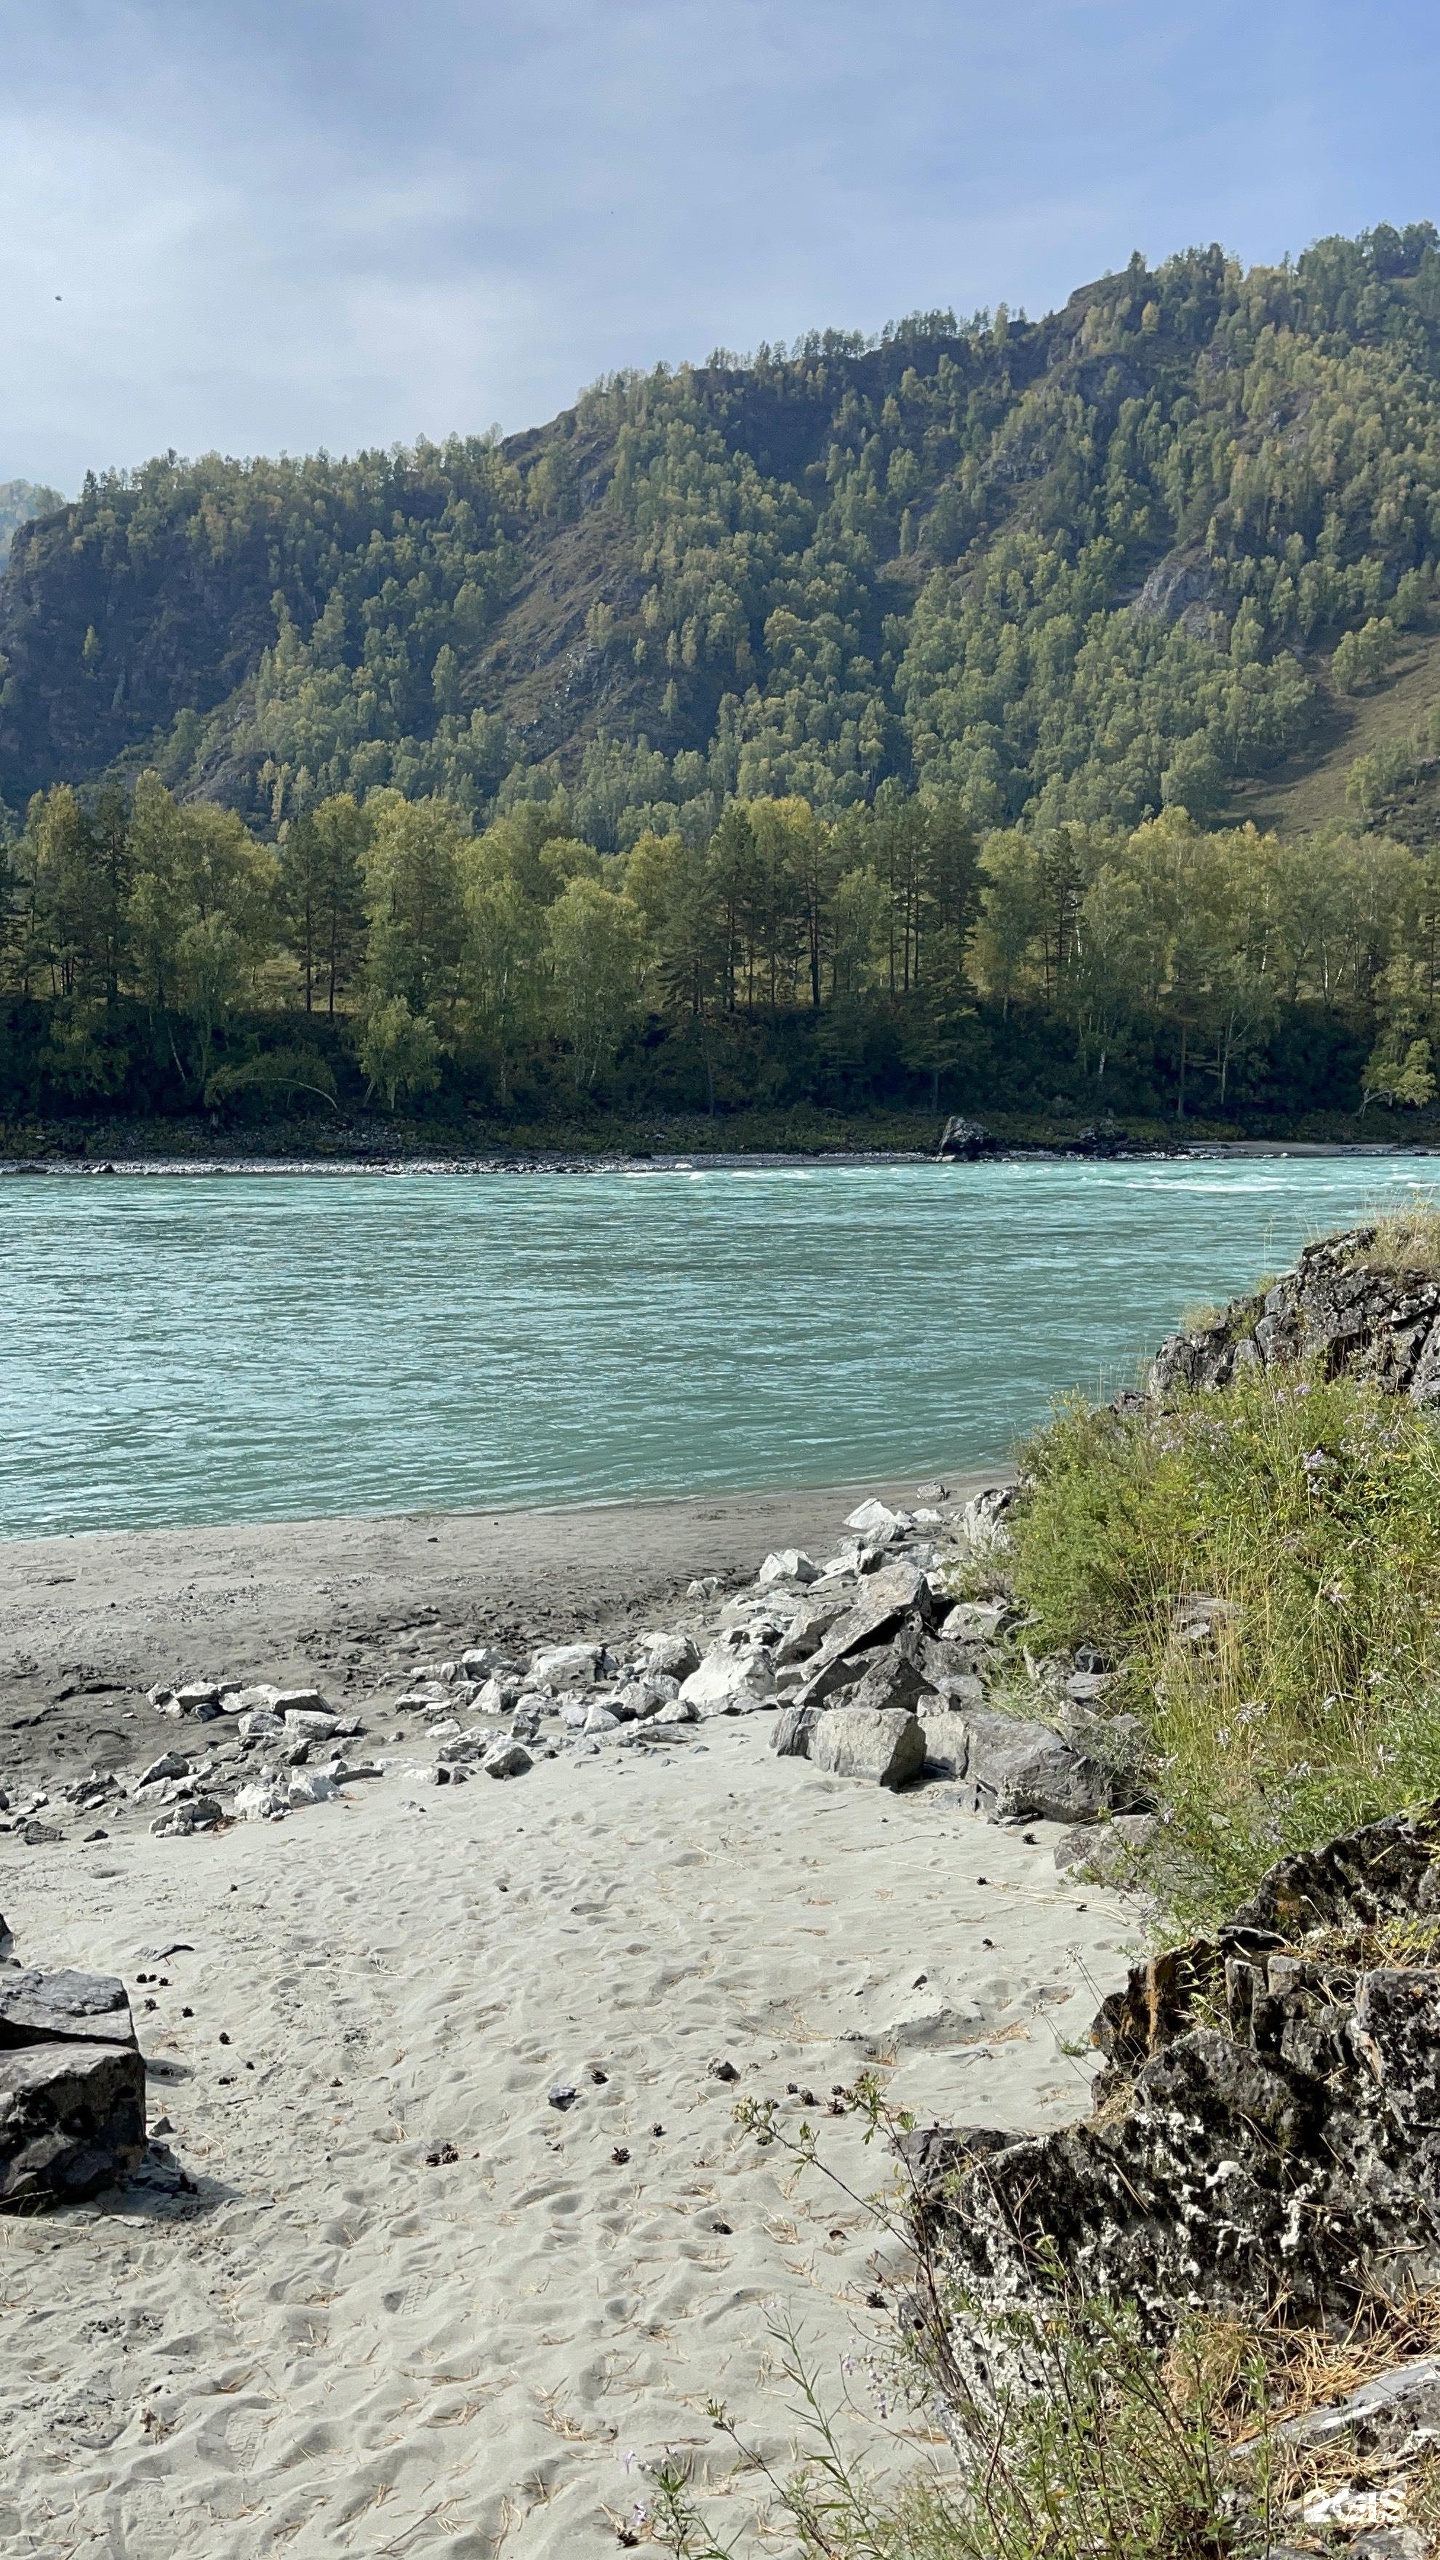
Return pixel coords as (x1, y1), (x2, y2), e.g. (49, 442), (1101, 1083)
(9, 224), (1440, 1144)
(5, 224), (1440, 843)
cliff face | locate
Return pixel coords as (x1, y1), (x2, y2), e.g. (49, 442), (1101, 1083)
(1149, 1229), (1440, 1407)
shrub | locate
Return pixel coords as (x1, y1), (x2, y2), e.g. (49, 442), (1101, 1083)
(1007, 1365), (1440, 1925)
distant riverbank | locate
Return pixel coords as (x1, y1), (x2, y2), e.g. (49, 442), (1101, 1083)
(6, 1140), (1440, 1175)
(7, 1102), (1440, 1167)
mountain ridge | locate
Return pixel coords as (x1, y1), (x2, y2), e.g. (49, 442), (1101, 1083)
(3, 226), (1440, 844)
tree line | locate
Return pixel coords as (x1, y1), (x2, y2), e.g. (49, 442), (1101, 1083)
(0, 770), (1432, 1127)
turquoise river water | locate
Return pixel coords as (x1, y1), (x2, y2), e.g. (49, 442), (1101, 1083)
(1, 1157), (1436, 1540)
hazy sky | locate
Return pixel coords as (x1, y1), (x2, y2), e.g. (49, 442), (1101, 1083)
(2, 0), (1437, 490)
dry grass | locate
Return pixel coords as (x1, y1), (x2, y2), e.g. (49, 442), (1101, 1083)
(1344, 1196), (1440, 1277)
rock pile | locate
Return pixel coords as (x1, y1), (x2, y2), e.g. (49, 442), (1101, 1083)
(1151, 1226), (1440, 1406)
(19, 1482), (1151, 1846)
(0, 1935), (146, 2210)
(906, 1801), (1440, 2399)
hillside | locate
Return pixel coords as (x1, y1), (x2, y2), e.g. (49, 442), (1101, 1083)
(5, 225), (1440, 846)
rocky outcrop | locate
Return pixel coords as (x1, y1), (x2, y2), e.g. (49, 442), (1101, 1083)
(0, 1967), (146, 2209)
(936, 1117), (998, 1161)
(1150, 1229), (1440, 1405)
(907, 1803), (1440, 2396)
(1128, 546), (1228, 644)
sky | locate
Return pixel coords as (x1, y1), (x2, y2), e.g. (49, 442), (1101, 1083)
(2, 0), (1438, 492)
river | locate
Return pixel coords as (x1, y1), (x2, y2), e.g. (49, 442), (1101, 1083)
(0, 1156), (1432, 1537)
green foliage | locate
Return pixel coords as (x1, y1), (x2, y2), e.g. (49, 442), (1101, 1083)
(2, 762), (1440, 1129)
(357, 996), (443, 1110)
(1006, 1365), (1440, 1924)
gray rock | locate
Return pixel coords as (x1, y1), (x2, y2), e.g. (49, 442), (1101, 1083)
(773, 1595), (854, 1666)
(842, 1646), (937, 1719)
(0, 2039), (147, 2210)
(1149, 1230), (1440, 1410)
(914, 1801), (1440, 2407)
(644, 1631), (702, 1683)
(486, 1744), (533, 1779)
(960, 1707), (1111, 1822)
(808, 1707), (926, 1788)
(270, 1679), (330, 1720)
(0, 1969), (136, 2050)
(771, 1700), (819, 1757)
(529, 1645), (600, 1694)
(1053, 1813), (1159, 1880)
(174, 1681), (222, 1712)
(756, 1549), (820, 1588)
(279, 1706), (339, 1741)
(679, 1644), (776, 1716)
(137, 1752), (191, 1788)
(151, 1794), (223, 1836)
(936, 1115), (997, 1160)
(794, 1585), (936, 1708)
(920, 1708), (970, 1779)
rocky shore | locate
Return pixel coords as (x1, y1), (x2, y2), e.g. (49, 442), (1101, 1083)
(1, 1480), (1143, 1884)
(0, 1469), (1139, 2556)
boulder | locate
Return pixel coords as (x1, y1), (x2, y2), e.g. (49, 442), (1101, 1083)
(960, 1706), (1110, 1822)
(920, 1708), (971, 1778)
(1052, 1812), (1159, 1881)
(842, 1646), (937, 1719)
(225, 1683), (280, 1715)
(0, 1969), (136, 2050)
(756, 1549), (820, 1588)
(137, 1752), (191, 1789)
(0, 1968), (145, 2211)
(808, 1708), (925, 1787)
(936, 1115), (997, 1161)
(652, 1698), (699, 1725)
(912, 1801), (1440, 2401)
(771, 1699), (819, 1757)
(678, 1645), (777, 1717)
(0, 2040), (146, 2210)
(1149, 1229), (1440, 1408)
(234, 1779), (290, 1821)
(794, 1583), (937, 1708)
(279, 1709), (339, 1743)
(643, 1631), (702, 1683)
(286, 1772), (339, 1807)
(529, 1644), (600, 1694)
(486, 1744), (533, 1779)
(773, 1595), (855, 1666)
(845, 1498), (914, 1539)
(151, 1795), (223, 1836)
(957, 1486), (1016, 1554)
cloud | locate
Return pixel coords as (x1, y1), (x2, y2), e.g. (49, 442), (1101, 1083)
(0, 0), (1435, 487)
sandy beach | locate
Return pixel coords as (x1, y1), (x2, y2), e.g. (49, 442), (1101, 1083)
(0, 1475), (1136, 2558)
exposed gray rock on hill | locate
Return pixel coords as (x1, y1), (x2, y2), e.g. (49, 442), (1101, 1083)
(1150, 1229), (1440, 1405)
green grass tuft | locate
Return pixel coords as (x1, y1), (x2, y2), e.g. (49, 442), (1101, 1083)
(1007, 1365), (1440, 1927)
